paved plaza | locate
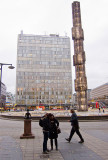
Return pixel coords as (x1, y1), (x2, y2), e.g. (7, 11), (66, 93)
(0, 118), (108, 160)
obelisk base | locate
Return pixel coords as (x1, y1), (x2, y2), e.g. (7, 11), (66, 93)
(20, 119), (35, 139)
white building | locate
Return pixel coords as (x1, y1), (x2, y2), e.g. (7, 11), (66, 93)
(91, 83), (108, 99)
(16, 31), (72, 109)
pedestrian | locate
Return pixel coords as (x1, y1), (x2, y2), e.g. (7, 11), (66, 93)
(65, 109), (84, 143)
(103, 108), (105, 113)
(39, 113), (51, 154)
(49, 114), (59, 150)
(99, 107), (101, 113)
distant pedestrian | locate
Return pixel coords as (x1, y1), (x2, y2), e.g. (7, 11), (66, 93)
(99, 107), (101, 113)
(103, 108), (105, 113)
(49, 114), (59, 150)
(65, 109), (84, 143)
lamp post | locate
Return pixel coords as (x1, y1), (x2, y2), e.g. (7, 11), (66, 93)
(0, 63), (15, 109)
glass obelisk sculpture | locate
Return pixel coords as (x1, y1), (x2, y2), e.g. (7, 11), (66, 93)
(72, 1), (88, 111)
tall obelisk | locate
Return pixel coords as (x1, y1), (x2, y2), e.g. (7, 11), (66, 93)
(72, 1), (88, 111)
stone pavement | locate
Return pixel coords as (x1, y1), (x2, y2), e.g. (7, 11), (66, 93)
(0, 119), (108, 160)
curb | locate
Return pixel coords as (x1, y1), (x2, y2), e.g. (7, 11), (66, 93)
(0, 115), (108, 122)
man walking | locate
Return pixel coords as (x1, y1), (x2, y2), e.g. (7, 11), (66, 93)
(65, 109), (84, 143)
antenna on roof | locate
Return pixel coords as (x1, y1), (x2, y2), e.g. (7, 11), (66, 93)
(21, 30), (23, 35)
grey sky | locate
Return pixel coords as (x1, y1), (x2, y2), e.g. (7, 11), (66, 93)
(0, 0), (108, 94)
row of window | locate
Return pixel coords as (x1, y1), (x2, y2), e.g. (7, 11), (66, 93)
(17, 93), (72, 98)
(17, 65), (71, 71)
(18, 46), (70, 52)
(19, 35), (69, 42)
(16, 99), (72, 105)
(17, 71), (71, 76)
(17, 60), (71, 66)
(17, 54), (70, 60)
(18, 40), (70, 45)
(18, 51), (70, 56)
(17, 76), (72, 82)
(16, 95), (72, 100)
(17, 76), (72, 80)
(16, 84), (72, 89)
(17, 88), (72, 93)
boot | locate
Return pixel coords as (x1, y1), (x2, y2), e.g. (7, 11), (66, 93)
(55, 138), (58, 150)
(50, 139), (53, 150)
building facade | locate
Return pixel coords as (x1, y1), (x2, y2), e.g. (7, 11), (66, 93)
(0, 82), (6, 110)
(87, 89), (91, 101)
(6, 92), (15, 110)
(16, 31), (72, 109)
(73, 93), (77, 106)
(91, 83), (108, 100)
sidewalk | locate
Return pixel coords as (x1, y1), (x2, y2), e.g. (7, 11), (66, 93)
(0, 119), (108, 160)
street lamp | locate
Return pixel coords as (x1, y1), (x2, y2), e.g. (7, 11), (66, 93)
(0, 63), (15, 109)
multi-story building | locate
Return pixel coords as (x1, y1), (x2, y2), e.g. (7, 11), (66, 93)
(6, 92), (15, 109)
(0, 82), (6, 110)
(91, 83), (108, 100)
(87, 89), (91, 101)
(73, 93), (77, 106)
(16, 31), (72, 109)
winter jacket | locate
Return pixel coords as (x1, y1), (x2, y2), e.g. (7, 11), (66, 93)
(42, 117), (50, 132)
(70, 112), (79, 129)
(49, 118), (59, 139)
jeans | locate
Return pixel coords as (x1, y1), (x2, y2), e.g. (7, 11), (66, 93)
(43, 131), (49, 152)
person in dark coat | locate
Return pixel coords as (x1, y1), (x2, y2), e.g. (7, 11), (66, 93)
(41, 113), (51, 154)
(49, 114), (59, 150)
(65, 109), (84, 143)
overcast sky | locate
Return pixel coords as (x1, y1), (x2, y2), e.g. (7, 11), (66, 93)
(0, 0), (108, 94)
